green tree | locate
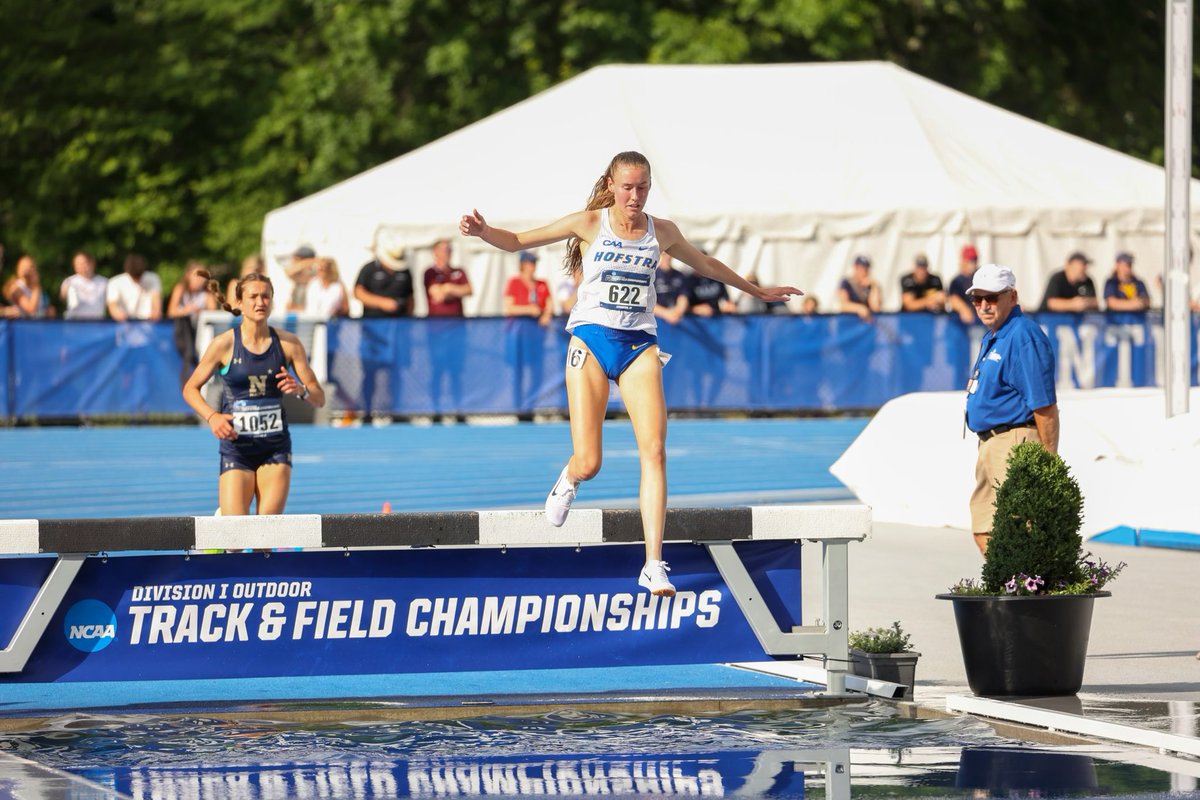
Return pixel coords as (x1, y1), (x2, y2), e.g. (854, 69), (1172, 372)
(0, 0), (1193, 298)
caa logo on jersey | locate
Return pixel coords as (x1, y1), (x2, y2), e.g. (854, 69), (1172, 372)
(601, 239), (624, 248)
(64, 599), (117, 652)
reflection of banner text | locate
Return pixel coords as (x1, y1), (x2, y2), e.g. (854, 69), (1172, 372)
(122, 759), (729, 800)
(409, 759), (726, 797)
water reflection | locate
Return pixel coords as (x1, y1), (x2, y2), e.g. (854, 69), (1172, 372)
(0, 705), (1191, 799)
(102, 750), (842, 799)
(956, 747), (1098, 795)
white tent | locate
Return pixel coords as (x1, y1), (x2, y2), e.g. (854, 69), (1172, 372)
(262, 61), (1200, 316)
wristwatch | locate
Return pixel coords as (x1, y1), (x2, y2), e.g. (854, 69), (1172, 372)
(299, 383), (310, 400)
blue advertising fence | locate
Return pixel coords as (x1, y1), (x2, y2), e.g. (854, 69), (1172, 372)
(3, 319), (187, 418)
(1, 312), (1196, 419)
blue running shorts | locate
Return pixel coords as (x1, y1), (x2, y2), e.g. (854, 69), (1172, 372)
(219, 435), (293, 474)
(569, 323), (658, 380)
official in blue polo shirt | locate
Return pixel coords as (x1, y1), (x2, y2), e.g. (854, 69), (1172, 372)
(964, 263), (1059, 556)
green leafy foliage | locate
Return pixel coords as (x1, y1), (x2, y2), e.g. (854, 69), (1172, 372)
(984, 443), (1086, 586)
(849, 621), (912, 654)
(0, 0), (1188, 302)
(949, 441), (1125, 595)
(981, 442), (1083, 592)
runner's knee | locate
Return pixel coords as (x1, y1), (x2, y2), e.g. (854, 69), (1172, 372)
(639, 439), (666, 470)
(573, 453), (602, 481)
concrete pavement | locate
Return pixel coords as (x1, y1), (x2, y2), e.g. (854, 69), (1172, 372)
(809, 521), (1200, 708)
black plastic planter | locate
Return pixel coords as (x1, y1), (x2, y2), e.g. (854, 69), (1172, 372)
(849, 650), (920, 698)
(935, 592), (1108, 696)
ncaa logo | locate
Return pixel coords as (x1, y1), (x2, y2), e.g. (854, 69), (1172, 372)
(64, 599), (117, 652)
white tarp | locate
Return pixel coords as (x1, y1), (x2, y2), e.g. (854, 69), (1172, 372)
(262, 61), (1200, 316)
(830, 389), (1200, 536)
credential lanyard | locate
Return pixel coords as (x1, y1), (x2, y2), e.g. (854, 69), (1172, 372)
(964, 331), (996, 439)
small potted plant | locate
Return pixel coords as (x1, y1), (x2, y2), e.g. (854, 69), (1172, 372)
(937, 441), (1125, 696)
(848, 621), (920, 698)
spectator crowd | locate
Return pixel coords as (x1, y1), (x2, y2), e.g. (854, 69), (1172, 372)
(3, 238), (1197, 427)
(3, 241), (1196, 327)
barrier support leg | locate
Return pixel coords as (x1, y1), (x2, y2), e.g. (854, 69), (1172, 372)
(0, 554), (86, 674)
(703, 539), (851, 695)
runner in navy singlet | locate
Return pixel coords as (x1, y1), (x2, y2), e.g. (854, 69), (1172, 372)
(460, 151), (802, 595)
(182, 270), (325, 515)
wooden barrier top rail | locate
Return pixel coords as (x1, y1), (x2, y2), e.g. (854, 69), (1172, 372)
(0, 505), (871, 555)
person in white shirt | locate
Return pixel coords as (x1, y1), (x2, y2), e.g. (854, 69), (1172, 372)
(304, 257), (349, 319)
(59, 251), (109, 319)
(106, 253), (162, 321)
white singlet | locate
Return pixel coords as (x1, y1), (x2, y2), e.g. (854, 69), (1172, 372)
(566, 208), (660, 334)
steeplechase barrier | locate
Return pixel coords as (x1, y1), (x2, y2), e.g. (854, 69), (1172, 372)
(0, 506), (870, 713)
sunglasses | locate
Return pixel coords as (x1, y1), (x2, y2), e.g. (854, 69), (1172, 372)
(971, 290), (1010, 306)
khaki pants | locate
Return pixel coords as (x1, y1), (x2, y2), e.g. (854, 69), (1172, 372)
(970, 426), (1041, 533)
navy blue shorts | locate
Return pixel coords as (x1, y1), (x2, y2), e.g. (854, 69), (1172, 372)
(569, 324), (658, 381)
(219, 435), (293, 474)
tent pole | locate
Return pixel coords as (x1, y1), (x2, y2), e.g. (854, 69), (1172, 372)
(1165, 0), (1193, 417)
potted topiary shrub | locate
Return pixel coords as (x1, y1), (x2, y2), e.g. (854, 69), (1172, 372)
(848, 621), (920, 698)
(937, 441), (1125, 696)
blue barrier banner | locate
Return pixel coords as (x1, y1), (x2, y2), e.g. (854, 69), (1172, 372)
(4, 313), (1198, 419)
(0, 540), (800, 684)
(7, 320), (190, 418)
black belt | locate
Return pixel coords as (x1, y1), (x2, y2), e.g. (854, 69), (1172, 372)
(978, 421), (1035, 442)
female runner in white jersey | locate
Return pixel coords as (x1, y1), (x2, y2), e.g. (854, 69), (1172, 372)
(460, 151), (801, 595)
(182, 270), (326, 515)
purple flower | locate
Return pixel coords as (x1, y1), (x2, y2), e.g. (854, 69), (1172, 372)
(1004, 577), (1018, 594)
(1024, 575), (1044, 593)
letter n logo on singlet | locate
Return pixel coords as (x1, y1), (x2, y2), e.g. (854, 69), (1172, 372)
(248, 375), (269, 397)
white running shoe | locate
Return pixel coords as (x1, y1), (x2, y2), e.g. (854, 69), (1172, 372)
(639, 560), (676, 596)
(544, 465), (577, 527)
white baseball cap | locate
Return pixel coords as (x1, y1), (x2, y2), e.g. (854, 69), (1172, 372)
(967, 264), (1016, 295)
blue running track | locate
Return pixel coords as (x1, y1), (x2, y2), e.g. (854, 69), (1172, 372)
(0, 418), (868, 519)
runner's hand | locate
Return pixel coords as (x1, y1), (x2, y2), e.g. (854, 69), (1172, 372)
(209, 413), (236, 440)
(759, 285), (803, 303)
(460, 209), (487, 238)
(275, 366), (306, 399)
